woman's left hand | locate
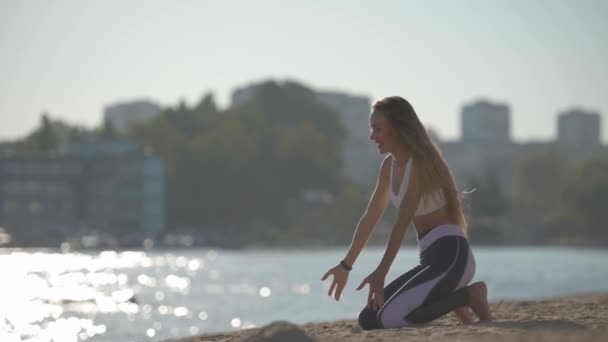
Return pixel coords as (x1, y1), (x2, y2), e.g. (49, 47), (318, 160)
(356, 268), (386, 310)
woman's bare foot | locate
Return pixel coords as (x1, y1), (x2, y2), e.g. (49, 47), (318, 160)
(467, 281), (492, 322)
(454, 306), (475, 324)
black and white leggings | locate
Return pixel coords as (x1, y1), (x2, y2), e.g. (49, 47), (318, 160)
(358, 224), (475, 329)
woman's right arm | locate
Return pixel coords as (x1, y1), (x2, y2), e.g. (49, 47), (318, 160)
(322, 156), (392, 301)
(342, 155), (392, 268)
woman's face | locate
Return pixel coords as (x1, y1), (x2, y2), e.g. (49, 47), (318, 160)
(369, 110), (400, 154)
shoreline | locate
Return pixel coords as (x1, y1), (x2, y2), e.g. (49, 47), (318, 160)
(2, 243), (607, 254)
(166, 292), (608, 342)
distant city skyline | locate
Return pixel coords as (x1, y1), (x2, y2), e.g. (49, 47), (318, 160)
(1, 0), (607, 143)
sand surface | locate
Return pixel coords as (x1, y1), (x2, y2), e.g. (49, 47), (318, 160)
(166, 292), (608, 341)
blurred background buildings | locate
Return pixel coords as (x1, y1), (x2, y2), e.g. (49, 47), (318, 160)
(0, 80), (605, 248)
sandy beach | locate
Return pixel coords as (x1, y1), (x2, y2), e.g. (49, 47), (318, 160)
(166, 292), (608, 342)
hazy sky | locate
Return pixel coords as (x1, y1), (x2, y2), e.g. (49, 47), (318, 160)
(1, 0), (607, 142)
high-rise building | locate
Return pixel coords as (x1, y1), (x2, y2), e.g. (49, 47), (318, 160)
(461, 100), (511, 143)
(557, 109), (602, 146)
(104, 100), (162, 134)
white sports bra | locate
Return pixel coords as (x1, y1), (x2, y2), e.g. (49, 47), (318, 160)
(390, 157), (447, 216)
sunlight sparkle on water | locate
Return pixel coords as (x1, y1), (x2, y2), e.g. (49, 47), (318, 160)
(111, 288), (134, 303)
(0, 249), (208, 341)
(141, 304), (152, 314)
(158, 305), (170, 315)
(230, 318), (241, 328)
(291, 283), (311, 295)
(137, 274), (157, 287)
(241, 321), (257, 329)
(173, 306), (189, 317)
(165, 274), (190, 290)
(188, 258), (203, 271)
(176, 256), (188, 268)
(259, 287), (271, 297)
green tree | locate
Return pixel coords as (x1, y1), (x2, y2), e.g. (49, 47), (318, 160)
(465, 162), (510, 243)
(510, 149), (571, 224)
(127, 80), (349, 241)
(560, 158), (608, 243)
(102, 117), (118, 137)
(16, 113), (60, 155)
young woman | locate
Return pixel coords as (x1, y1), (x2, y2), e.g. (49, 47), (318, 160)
(321, 96), (492, 329)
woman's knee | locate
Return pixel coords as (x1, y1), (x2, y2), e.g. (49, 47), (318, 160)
(358, 307), (381, 330)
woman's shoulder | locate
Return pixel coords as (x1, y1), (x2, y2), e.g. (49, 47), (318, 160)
(381, 154), (393, 169)
(372, 155), (392, 187)
(382, 154), (393, 163)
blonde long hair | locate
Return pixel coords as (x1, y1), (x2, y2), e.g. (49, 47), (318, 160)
(372, 96), (468, 232)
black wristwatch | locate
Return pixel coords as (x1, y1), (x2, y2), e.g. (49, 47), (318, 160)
(340, 260), (352, 271)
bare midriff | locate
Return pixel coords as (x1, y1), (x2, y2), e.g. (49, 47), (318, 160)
(412, 206), (455, 234)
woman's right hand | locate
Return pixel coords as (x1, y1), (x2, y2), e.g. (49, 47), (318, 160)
(321, 264), (350, 301)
